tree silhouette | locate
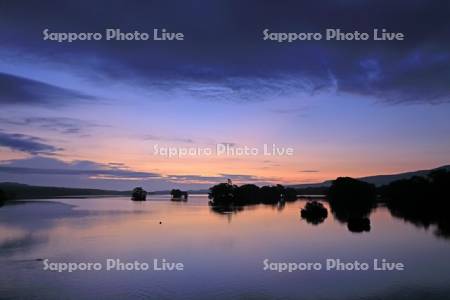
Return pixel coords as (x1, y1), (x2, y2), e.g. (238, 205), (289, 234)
(234, 184), (260, 204)
(384, 169), (450, 239)
(131, 187), (147, 201)
(171, 189), (188, 200)
(327, 177), (376, 232)
(208, 182), (298, 206)
(301, 201), (328, 225)
(208, 182), (237, 204)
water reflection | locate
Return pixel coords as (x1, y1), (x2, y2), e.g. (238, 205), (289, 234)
(0, 196), (450, 300)
(208, 203), (245, 223)
(383, 169), (450, 240)
(0, 232), (48, 257)
(297, 198), (375, 234)
(388, 205), (450, 240)
(328, 200), (374, 233)
(300, 201), (328, 225)
(347, 217), (371, 233)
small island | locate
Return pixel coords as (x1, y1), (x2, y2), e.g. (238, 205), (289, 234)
(326, 177), (377, 232)
(170, 189), (188, 201)
(208, 180), (298, 208)
(207, 181), (292, 215)
(131, 187), (147, 201)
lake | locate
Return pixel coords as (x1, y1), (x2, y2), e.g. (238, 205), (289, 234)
(1, 195), (450, 299)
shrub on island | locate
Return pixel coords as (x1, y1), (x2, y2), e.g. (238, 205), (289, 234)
(326, 177), (376, 232)
(284, 187), (298, 202)
(208, 182), (237, 204)
(328, 177), (377, 203)
(131, 187), (147, 201)
(170, 189), (188, 200)
(208, 181), (298, 206)
(234, 184), (261, 204)
(327, 177), (376, 221)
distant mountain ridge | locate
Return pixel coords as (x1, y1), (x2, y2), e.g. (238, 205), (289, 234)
(0, 182), (129, 199)
(290, 165), (450, 188)
(1, 165), (449, 199)
(0, 182), (208, 200)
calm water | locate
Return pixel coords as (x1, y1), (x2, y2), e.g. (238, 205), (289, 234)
(1, 196), (450, 299)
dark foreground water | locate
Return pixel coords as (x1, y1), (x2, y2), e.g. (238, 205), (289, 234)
(1, 196), (450, 300)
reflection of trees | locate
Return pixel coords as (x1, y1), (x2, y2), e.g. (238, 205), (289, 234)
(384, 169), (450, 240)
(0, 189), (7, 207)
(208, 202), (244, 215)
(208, 201), (245, 223)
(329, 200), (375, 223)
(207, 170), (450, 239)
(300, 201), (328, 225)
(389, 205), (450, 239)
(208, 181), (298, 222)
(388, 204), (450, 239)
(329, 201), (374, 233)
(327, 177), (377, 233)
(277, 200), (286, 211)
(347, 217), (371, 233)
(435, 220), (450, 239)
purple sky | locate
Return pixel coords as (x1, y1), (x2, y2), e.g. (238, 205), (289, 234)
(0, 1), (449, 190)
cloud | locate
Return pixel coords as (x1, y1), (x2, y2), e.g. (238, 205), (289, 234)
(0, 157), (160, 180)
(299, 170), (320, 173)
(177, 76), (330, 102)
(166, 174), (225, 183)
(219, 174), (261, 181)
(1, 1), (449, 104)
(0, 117), (105, 134)
(0, 131), (62, 155)
(0, 72), (96, 106)
(271, 107), (309, 116)
(167, 173), (279, 184)
(0, 157), (282, 189)
(144, 135), (195, 144)
(261, 160), (281, 168)
(0, 166), (156, 179)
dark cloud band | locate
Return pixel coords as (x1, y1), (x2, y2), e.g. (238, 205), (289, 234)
(0, 72), (95, 106)
(0, 131), (62, 155)
(0, 1), (448, 104)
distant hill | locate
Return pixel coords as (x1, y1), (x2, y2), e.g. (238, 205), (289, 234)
(0, 182), (129, 200)
(291, 165), (450, 188)
(2, 165), (448, 200)
(0, 182), (208, 200)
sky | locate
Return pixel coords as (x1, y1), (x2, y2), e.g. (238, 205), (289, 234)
(0, 0), (449, 190)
